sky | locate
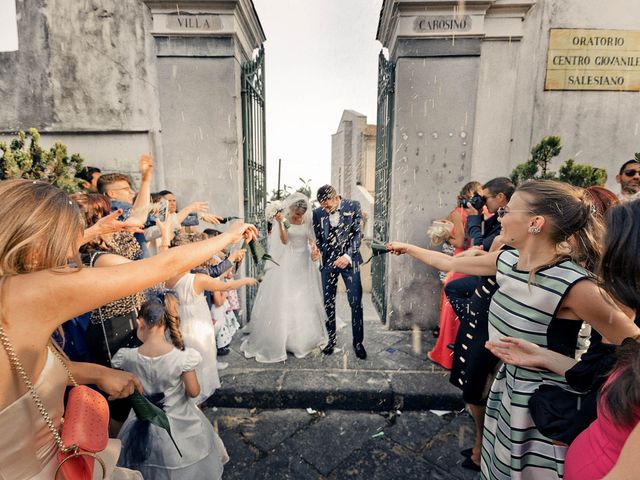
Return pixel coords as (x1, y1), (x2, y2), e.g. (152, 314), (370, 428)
(252, 0), (384, 197)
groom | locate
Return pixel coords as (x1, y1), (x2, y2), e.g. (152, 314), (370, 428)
(312, 185), (366, 360)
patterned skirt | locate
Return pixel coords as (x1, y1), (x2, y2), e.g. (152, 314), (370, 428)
(481, 364), (568, 480)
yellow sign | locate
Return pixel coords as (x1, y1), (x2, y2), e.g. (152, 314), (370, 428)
(545, 29), (640, 91)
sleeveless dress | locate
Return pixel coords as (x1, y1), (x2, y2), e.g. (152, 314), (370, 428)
(241, 223), (329, 363)
(113, 347), (227, 479)
(0, 348), (141, 479)
(481, 250), (590, 480)
(173, 273), (220, 403)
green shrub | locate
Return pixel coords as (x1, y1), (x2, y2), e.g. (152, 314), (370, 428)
(0, 128), (84, 193)
(510, 136), (606, 188)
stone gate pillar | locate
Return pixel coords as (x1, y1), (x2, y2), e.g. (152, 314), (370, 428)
(142, 0), (265, 216)
(376, 0), (535, 329)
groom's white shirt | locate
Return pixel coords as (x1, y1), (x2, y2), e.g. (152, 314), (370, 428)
(326, 200), (351, 265)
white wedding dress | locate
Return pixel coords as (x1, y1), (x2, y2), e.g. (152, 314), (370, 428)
(241, 220), (329, 363)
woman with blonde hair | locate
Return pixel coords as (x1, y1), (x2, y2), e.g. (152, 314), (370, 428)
(388, 180), (639, 480)
(0, 179), (256, 479)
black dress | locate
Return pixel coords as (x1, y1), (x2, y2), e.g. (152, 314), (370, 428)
(448, 275), (500, 406)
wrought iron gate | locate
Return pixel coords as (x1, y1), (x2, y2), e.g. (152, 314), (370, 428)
(241, 45), (267, 319)
(372, 51), (395, 324)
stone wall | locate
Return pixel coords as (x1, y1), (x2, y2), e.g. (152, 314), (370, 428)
(509, 0), (640, 190)
(0, 0), (159, 132)
(385, 53), (481, 329)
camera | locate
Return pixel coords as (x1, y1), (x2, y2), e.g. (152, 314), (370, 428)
(459, 193), (485, 210)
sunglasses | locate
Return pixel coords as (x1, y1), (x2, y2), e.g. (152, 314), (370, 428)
(623, 169), (640, 177)
(496, 207), (534, 218)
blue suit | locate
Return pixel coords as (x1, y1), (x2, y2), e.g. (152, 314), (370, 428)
(312, 198), (364, 346)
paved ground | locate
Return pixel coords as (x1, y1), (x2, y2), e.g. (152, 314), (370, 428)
(201, 293), (480, 479)
(205, 407), (480, 480)
(206, 293), (464, 412)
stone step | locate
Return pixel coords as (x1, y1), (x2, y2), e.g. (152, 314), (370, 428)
(205, 368), (465, 412)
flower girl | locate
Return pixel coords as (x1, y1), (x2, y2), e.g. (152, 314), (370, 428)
(167, 234), (257, 403)
(113, 292), (229, 479)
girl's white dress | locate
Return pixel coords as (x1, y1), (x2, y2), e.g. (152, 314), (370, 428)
(113, 347), (228, 479)
(173, 273), (220, 403)
(241, 222), (329, 363)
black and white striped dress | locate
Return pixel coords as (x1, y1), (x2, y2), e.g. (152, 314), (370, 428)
(481, 250), (590, 480)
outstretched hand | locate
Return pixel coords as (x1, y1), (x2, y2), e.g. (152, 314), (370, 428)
(243, 277), (259, 287)
(386, 241), (410, 255)
(226, 220), (258, 244)
(85, 209), (144, 242)
(97, 368), (143, 400)
(485, 337), (546, 369)
(228, 249), (246, 264)
(200, 213), (223, 225)
(155, 214), (175, 245)
(139, 153), (154, 180)
(187, 201), (209, 214)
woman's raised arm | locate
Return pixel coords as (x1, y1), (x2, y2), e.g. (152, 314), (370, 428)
(386, 241), (499, 277)
(7, 222), (257, 336)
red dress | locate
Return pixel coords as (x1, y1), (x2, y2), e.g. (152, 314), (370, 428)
(565, 373), (639, 479)
(427, 209), (469, 369)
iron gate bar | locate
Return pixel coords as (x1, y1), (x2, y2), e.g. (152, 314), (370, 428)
(372, 50), (395, 324)
(241, 45), (267, 320)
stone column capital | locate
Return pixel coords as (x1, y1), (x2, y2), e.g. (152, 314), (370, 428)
(377, 0), (536, 57)
(141, 0), (265, 61)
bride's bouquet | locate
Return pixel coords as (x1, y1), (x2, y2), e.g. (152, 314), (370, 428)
(265, 200), (290, 229)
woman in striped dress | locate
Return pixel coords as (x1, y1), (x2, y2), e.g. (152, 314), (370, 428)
(387, 180), (640, 479)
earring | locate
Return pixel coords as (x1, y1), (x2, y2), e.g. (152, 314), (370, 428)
(529, 226), (541, 235)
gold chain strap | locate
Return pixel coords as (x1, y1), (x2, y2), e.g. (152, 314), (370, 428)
(0, 325), (77, 453)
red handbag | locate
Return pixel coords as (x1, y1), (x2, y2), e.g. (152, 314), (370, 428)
(0, 326), (109, 480)
(55, 384), (109, 480)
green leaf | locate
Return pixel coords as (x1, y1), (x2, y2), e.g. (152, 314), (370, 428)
(248, 238), (280, 266)
(130, 390), (183, 457)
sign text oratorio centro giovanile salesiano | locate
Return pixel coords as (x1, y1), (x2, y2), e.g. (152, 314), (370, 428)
(545, 28), (640, 91)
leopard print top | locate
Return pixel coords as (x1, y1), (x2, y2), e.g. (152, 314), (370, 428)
(83, 233), (146, 323)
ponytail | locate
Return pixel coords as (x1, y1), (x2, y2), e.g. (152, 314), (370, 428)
(517, 180), (604, 273)
(163, 293), (185, 351)
(139, 290), (185, 350)
(570, 194), (603, 273)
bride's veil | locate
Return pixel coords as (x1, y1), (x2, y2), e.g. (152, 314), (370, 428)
(267, 192), (314, 266)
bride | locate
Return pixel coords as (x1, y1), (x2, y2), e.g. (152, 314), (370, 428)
(241, 193), (329, 363)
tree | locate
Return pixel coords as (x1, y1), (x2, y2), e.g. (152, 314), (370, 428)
(0, 128), (84, 193)
(557, 159), (607, 188)
(510, 136), (606, 188)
